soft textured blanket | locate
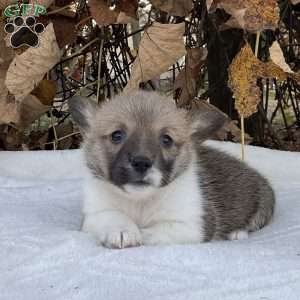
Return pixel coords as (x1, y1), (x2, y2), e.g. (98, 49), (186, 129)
(1, 141), (300, 300)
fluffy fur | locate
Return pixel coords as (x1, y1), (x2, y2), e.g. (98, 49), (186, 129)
(69, 91), (275, 248)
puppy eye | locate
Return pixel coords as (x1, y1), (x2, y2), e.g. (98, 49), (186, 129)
(111, 130), (126, 144)
(160, 134), (173, 148)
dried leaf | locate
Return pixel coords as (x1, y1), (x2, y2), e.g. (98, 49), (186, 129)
(0, 0), (16, 9)
(290, 0), (300, 4)
(150, 0), (193, 16)
(214, 0), (280, 32)
(88, 0), (138, 26)
(270, 41), (293, 73)
(174, 47), (207, 107)
(228, 43), (300, 118)
(0, 95), (19, 125)
(0, 93), (51, 127)
(229, 44), (267, 117)
(40, 0), (55, 8)
(31, 79), (56, 106)
(206, 0), (214, 11)
(125, 22), (186, 91)
(19, 94), (51, 127)
(5, 23), (61, 101)
(52, 16), (77, 48)
(0, 20), (16, 125)
(0, 20), (14, 71)
(117, 0), (139, 18)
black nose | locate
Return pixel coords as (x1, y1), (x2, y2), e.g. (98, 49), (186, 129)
(131, 156), (152, 174)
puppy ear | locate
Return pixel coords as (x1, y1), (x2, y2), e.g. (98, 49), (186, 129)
(188, 105), (227, 141)
(68, 96), (98, 132)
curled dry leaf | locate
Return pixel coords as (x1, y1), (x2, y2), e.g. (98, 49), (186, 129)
(0, 93), (52, 127)
(268, 42), (300, 82)
(0, 20), (16, 125)
(150, 0), (193, 17)
(229, 43), (300, 118)
(1, 55), (54, 127)
(5, 22), (61, 101)
(174, 47), (208, 107)
(88, 0), (138, 26)
(19, 94), (52, 127)
(214, 0), (280, 32)
(125, 22), (186, 91)
(270, 42), (293, 73)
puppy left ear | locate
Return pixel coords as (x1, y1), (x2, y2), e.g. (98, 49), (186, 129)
(188, 107), (227, 141)
(68, 95), (98, 133)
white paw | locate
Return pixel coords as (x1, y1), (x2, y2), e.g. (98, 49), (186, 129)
(228, 230), (249, 241)
(100, 229), (142, 249)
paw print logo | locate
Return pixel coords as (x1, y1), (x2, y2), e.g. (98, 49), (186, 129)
(4, 16), (45, 48)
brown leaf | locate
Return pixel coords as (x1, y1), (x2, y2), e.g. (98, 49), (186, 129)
(0, 93), (51, 127)
(0, 95), (20, 125)
(88, 0), (138, 26)
(0, 20), (51, 127)
(40, 0), (55, 8)
(214, 0), (280, 32)
(125, 22), (186, 91)
(51, 16), (77, 48)
(5, 23), (61, 101)
(19, 94), (51, 127)
(150, 0), (193, 16)
(174, 47), (207, 107)
(0, 20), (16, 125)
(0, 20), (14, 72)
(31, 79), (56, 106)
(117, 0), (139, 19)
(0, 0), (17, 9)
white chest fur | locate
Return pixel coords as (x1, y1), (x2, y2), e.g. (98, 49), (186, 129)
(82, 163), (205, 246)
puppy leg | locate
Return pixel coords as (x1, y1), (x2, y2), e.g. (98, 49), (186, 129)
(228, 230), (249, 241)
(82, 211), (142, 249)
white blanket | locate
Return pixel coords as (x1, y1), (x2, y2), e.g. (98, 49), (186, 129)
(1, 141), (300, 300)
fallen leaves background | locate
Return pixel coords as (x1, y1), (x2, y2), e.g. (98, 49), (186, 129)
(0, 0), (299, 150)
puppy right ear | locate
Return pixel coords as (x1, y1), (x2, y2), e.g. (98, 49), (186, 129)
(68, 96), (98, 132)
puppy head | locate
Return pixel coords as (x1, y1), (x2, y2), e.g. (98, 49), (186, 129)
(69, 91), (226, 198)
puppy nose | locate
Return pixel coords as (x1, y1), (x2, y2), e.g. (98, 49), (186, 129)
(131, 156), (152, 174)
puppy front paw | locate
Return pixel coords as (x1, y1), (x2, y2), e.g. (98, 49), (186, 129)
(100, 229), (142, 249)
